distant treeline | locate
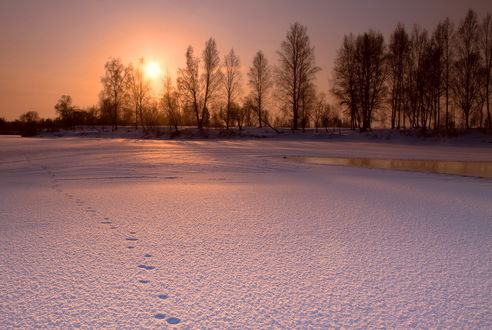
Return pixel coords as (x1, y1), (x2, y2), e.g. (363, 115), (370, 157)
(2, 8), (491, 136)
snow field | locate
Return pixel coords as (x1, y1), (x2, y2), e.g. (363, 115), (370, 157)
(0, 136), (491, 328)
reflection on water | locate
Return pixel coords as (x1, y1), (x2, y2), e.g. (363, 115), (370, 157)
(294, 157), (492, 179)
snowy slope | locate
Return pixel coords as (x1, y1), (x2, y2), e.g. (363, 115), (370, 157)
(1, 136), (491, 328)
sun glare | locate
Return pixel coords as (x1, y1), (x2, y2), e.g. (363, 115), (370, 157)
(144, 61), (161, 79)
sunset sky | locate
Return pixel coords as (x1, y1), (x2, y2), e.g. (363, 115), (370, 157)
(1, 0), (491, 120)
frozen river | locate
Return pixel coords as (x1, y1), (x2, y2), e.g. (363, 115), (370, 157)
(1, 136), (491, 328)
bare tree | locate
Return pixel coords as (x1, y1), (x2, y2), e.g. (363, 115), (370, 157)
(201, 38), (222, 128)
(312, 92), (330, 132)
(222, 49), (242, 129)
(55, 95), (75, 127)
(129, 58), (151, 130)
(237, 97), (253, 130)
(406, 26), (429, 128)
(332, 34), (359, 129)
(277, 22), (320, 130)
(453, 9), (482, 129)
(177, 46), (201, 128)
(355, 31), (387, 131)
(410, 25), (446, 130)
(161, 73), (181, 132)
(434, 18), (455, 130)
(480, 13), (492, 128)
(101, 57), (131, 130)
(19, 111), (40, 136)
(141, 101), (160, 130)
(299, 81), (316, 131)
(248, 50), (272, 128)
(388, 23), (410, 129)
(20, 111), (40, 123)
(333, 31), (386, 131)
(427, 25), (453, 130)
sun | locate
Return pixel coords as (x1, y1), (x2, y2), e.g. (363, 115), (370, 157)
(144, 61), (161, 79)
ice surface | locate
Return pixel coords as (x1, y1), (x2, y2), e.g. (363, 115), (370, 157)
(1, 135), (491, 328)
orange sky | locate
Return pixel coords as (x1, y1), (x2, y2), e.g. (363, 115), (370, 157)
(1, 0), (491, 120)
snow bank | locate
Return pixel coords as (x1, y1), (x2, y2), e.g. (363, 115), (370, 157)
(38, 125), (492, 146)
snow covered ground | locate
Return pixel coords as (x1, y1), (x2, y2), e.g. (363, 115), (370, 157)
(1, 135), (491, 328)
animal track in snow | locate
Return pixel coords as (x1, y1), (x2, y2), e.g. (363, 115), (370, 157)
(154, 314), (181, 324)
(167, 317), (181, 324)
(39, 165), (181, 325)
(137, 265), (155, 270)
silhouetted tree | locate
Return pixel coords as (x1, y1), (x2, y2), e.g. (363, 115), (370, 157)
(333, 31), (386, 131)
(480, 13), (492, 128)
(333, 34), (359, 129)
(277, 22), (319, 130)
(435, 18), (454, 130)
(406, 26), (429, 128)
(101, 57), (131, 130)
(388, 24), (410, 129)
(406, 26), (446, 130)
(355, 31), (387, 131)
(453, 9), (481, 129)
(428, 26), (448, 130)
(222, 49), (242, 129)
(162, 73), (181, 132)
(177, 39), (221, 129)
(99, 97), (113, 125)
(178, 46), (201, 128)
(237, 97), (254, 130)
(299, 81), (316, 131)
(19, 111), (40, 136)
(86, 105), (100, 125)
(356, 33), (386, 129)
(321, 106), (332, 132)
(19, 111), (39, 123)
(54, 95), (75, 127)
(248, 50), (272, 128)
(410, 25), (446, 130)
(201, 38), (222, 128)
(0, 117), (6, 132)
(129, 58), (151, 130)
(312, 92), (330, 132)
(141, 101), (160, 129)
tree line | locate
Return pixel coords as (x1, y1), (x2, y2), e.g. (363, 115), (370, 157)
(2, 8), (491, 136)
(90, 25), (328, 134)
(334, 9), (491, 131)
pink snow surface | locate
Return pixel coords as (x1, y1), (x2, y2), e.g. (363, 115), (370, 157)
(1, 136), (491, 328)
